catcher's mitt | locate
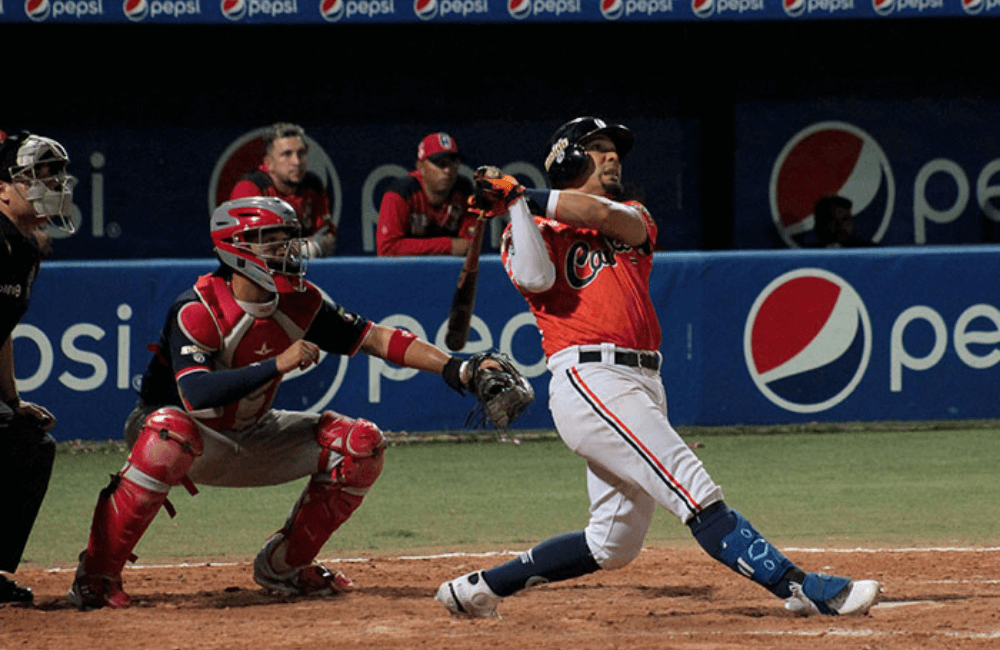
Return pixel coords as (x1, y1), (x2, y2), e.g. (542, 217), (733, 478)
(466, 352), (534, 429)
(469, 165), (525, 219)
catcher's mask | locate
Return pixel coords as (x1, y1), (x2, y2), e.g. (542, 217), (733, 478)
(543, 117), (634, 190)
(0, 130), (76, 233)
(211, 197), (309, 293)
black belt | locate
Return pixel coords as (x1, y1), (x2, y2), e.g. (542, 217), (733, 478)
(578, 350), (660, 371)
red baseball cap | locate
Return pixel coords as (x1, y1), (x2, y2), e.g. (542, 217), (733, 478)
(417, 132), (462, 163)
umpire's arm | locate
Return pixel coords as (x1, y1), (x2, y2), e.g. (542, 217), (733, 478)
(0, 336), (18, 405)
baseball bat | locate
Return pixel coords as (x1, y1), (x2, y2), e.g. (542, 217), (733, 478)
(445, 214), (488, 351)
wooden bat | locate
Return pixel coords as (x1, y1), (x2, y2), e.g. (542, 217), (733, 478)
(445, 214), (488, 351)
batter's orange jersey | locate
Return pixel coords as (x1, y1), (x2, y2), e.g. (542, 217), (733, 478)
(500, 200), (661, 359)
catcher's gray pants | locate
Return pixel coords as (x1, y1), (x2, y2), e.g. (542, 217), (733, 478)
(124, 402), (331, 488)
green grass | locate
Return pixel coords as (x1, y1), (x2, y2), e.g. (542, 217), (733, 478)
(21, 424), (1000, 569)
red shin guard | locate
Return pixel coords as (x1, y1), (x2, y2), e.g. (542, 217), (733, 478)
(81, 408), (203, 577)
(280, 412), (386, 568)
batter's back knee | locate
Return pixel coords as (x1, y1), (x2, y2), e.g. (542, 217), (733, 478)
(585, 529), (644, 571)
(316, 411), (385, 491)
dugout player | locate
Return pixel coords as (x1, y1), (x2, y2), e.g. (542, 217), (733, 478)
(376, 132), (477, 256)
(68, 196), (492, 610)
(811, 194), (874, 248)
(0, 130), (74, 605)
(229, 123), (337, 257)
(435, 117), (881, 618)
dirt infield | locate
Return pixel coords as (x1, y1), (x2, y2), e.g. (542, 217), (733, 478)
(3, 546), (999, 650)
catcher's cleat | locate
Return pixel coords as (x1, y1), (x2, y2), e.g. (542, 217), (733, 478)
(0, 575), (34, 605)
(784, 573), (881, 616)
(67, 571), (132, 611)
(253, 540), (353, 596)
(435, 571), (502, 619)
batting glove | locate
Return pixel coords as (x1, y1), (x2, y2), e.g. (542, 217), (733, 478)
(469, 165), (525, 219)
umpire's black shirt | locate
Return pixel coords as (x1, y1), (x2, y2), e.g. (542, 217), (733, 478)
(0, 216), (42, 345)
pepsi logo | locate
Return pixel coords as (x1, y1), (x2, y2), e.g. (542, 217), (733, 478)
(744, 269), (872, 413)
(208, 127), (343, 235)
(600, 0), (624, 19)
(769, 121), (895, 248)
(962, 0), (983, 13)
(872, 0), (894, 14)
(320, 0), (345, 20)
(508, 0), (531, 18)
(783, 0), (804, 16)
(221, 0), (246, 19)
(26, 0), (51, 19)
(414, 0), (436, 18)
(692, 0), (713, 17)
(124, 0), (148, 19)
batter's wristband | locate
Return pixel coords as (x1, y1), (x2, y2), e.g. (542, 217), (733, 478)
(525, 188), (559, 218)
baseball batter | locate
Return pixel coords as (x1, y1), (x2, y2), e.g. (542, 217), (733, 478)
(435, 117), (881, 618)
(68, 196), (526, 610)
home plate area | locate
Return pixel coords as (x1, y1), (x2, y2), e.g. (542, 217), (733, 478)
(5, 546), (1000, 650)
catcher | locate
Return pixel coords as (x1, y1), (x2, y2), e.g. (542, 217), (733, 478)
(68, 196), (532, 610)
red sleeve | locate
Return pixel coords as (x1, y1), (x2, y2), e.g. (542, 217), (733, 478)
(626, 200), (658, 250)
(456, 210), (479, 242)
(376, 191), (453, 256)
(229, 179), (262, 200)
(316, 191), (332, 231)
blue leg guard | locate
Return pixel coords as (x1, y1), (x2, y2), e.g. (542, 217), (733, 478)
(688, 502), (803, 598)
(799, 573), (851, 615)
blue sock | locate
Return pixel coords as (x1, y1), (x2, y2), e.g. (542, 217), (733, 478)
(482, 531), (600, 597)
(688, 501), (804, 598)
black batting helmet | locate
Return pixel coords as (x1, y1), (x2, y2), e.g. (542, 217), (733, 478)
(543, 117), (635, 189)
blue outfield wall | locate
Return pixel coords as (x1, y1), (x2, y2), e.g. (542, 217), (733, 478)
(14, 248), (1000, 442)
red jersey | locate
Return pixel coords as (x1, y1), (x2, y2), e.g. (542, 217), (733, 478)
(230, 167), (334, 238)
(500, 200), (661, 359)
(376, 171), (477, 256)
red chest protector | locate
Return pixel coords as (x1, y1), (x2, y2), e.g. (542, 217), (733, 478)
(178, 274), (323, 431)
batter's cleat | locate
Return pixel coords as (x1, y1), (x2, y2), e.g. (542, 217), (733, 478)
(784, 573), (881, 616)
(435, 571), (502, 618)
(253, 540), (353, 597)
(67, 571), (133, 610)
(0, 575), (34, 605)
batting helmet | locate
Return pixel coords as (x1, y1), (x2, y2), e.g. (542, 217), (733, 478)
(211, 196), (308, 293)
(543, 117), (635, 189)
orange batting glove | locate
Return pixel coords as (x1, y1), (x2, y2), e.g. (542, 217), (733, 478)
(469, 165), (526, 219)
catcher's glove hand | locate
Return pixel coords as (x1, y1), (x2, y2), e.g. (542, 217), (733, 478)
(465, 352), (534, 429)
(469, 165), (525, 219)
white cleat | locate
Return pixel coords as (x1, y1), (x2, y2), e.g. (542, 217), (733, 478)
(785, 574), (881, 616)
(435, 571), (502, 618)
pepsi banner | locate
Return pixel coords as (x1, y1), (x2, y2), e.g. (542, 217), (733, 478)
(2, 0), (997, 24)
(30, 118), (699, 260)
(733, 99), (1000, 249)
(14, 247), (1000, 442)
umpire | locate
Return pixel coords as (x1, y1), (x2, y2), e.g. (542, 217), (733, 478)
(0, 129), (74, 605)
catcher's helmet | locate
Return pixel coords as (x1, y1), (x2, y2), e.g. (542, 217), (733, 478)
(211, 197), (308, 293)
(543, 117), (634, 189)
(0, 130), (75, 232)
